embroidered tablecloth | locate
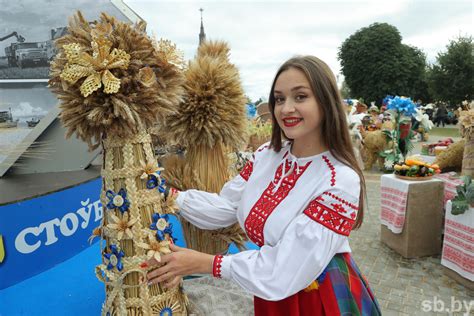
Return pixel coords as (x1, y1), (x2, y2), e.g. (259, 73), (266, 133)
(433, 172), (464, 205)
(441, 201), (474, 282)
(380, 174), (411, 234)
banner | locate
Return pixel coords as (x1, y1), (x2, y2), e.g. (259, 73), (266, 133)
(0, 178), (102, 289)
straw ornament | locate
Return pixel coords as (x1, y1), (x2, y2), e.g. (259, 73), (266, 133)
(160, 40), (248, 255)
(106, 212), (138, 240)
(49, 11), (187, 315)
(136, 234), (172, 263)
(49, 11), (184, 150)
(60, 37), (131, 97)
(162, 40), (247, 150)
(459, 109), (474, 138)
(459, 108), (474, 177)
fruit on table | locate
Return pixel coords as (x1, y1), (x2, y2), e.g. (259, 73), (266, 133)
(393, 158), (441, 177)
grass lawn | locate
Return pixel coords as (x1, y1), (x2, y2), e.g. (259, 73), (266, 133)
(428, 126), (461, 137)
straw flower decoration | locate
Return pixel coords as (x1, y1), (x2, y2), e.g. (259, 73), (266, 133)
(60, 36), (130, 97)
(140, 161), (165, 190)
(103, 244), (125, 271)
(49, 12), (184, 149)
(105, 188), (130, 214)
(137, 234), (171, 263)
(106, 212), (138, 240)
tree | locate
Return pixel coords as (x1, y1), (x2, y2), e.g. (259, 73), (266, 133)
(428, 36), (473, 105)
(338, 23), (429, 104)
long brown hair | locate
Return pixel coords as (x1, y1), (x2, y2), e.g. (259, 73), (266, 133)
(268, 56), (365, 229)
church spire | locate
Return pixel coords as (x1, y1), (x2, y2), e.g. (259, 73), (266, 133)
(199, 8), (206, 46)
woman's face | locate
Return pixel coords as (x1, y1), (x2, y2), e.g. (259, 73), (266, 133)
(273, 67), (323, 144)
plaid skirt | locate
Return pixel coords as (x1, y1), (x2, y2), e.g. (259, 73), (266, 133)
(254, 253), (381, 316)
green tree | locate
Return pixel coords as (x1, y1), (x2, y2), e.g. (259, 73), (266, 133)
(338, 23), (429, 104)
(428, 36), (473, 105)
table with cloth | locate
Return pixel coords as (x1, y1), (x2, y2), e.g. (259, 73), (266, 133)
(380, 174), (444, 258)
(440, 201), (474, 289)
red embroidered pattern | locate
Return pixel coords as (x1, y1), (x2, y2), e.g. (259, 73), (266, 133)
(303, 199), (355, 236)
(239, 160), (254, 181)
(322, 155), (336, 187)
(443, 245), (474, 273)
(213, 255), (224, 278)
(244, 159), (312, 246)
(323, 192), (358, 210)
(257, 145), (269, 152)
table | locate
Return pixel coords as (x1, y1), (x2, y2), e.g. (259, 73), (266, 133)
(380, 174), (444, 258)
(441, 201), (474, 288)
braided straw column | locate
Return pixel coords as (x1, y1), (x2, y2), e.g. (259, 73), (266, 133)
(97, 131), (187, 315)
(48, 11), (188, 315)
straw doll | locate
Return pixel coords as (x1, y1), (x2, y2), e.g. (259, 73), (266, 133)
(49, 12), (188, 315)
(160, 40), (248, 255)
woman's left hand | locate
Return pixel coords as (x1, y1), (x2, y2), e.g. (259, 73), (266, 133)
(144, 243), (214, 286)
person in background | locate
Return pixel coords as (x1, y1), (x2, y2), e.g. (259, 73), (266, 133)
(435, 103), (448, 127)
(368, 105), (382, 129)
(144, 55), (381, 315)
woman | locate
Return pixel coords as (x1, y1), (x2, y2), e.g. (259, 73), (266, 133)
(144, 56), (381, 315)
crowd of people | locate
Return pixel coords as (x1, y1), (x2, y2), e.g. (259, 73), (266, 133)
(347, 99), (461, 133)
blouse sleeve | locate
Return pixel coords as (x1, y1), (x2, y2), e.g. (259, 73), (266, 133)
(176, 152), (257, 230)
(215, 184), (360, 301)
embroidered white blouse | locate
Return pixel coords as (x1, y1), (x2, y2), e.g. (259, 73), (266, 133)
(176, 141), (360, 301)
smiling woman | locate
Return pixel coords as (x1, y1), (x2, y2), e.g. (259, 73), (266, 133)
(144, 55), (381, 316)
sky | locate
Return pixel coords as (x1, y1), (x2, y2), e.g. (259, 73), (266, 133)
(124, 0), (473, 101)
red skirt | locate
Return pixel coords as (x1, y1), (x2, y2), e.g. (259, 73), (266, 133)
(254, 253), (381, 316)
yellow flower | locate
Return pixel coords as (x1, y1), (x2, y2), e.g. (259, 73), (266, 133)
(59, 32), (131, 97)
(106, 213), (138, 240)
(136, 234), (171, 263)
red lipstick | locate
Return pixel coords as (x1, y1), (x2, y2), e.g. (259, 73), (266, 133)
(282, 117), (303, 127)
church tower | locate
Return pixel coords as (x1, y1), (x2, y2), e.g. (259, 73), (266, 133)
(199, 8), (206, 46)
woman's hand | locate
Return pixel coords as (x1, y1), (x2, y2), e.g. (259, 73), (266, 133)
(144, 243), (214, 286)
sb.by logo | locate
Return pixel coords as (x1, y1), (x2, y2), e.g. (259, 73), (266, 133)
(0, 234), (5, 263)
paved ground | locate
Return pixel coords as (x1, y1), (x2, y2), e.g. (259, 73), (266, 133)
(351, 133), (473, 316)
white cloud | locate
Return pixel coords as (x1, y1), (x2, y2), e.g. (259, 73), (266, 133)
(11, 102), (48, 118)
(125, 0), (472, 100)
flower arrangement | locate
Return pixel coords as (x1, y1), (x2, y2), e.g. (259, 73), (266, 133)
(386, 96), (417, 117)
(379, 95), (418, 170)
